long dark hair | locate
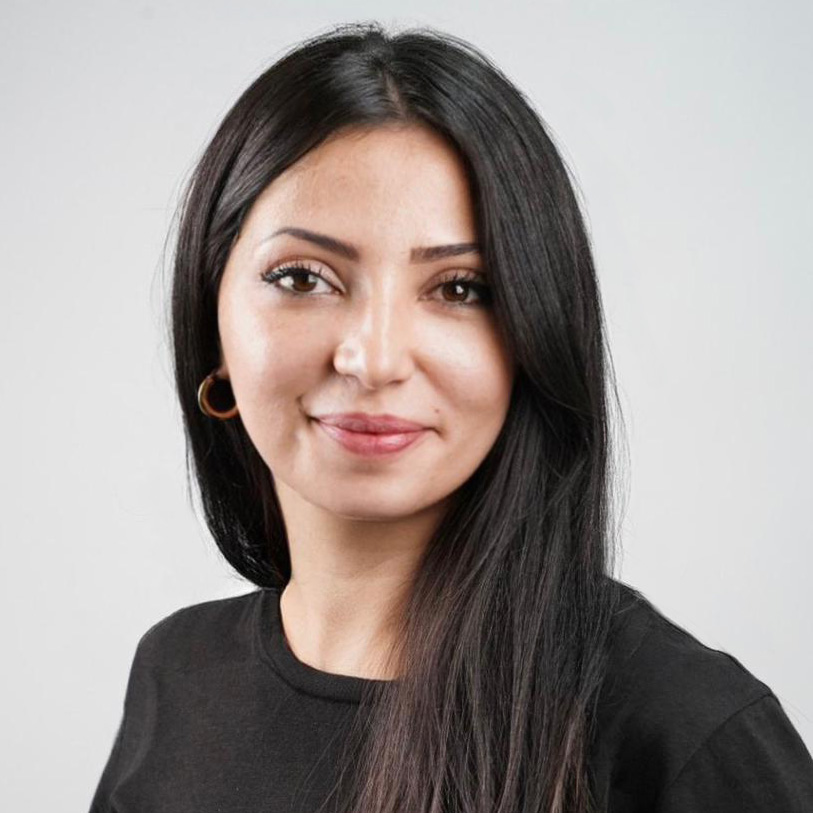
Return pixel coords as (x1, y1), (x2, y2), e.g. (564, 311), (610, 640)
(169, 20), (627, 813)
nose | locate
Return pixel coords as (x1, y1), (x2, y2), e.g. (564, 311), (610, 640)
(332, 281), (416, 390)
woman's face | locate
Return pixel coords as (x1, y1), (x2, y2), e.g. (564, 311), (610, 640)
(217, 124), (515, 521)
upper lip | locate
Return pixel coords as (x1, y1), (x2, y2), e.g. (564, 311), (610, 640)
(314, 412), (428, 434)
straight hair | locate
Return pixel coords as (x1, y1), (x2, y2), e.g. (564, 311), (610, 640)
(169, 20), (627, 813)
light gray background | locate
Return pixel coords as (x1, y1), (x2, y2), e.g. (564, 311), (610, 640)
(1, 1), (811, 809)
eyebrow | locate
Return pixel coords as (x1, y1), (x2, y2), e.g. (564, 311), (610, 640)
(257, 226), (480, 263)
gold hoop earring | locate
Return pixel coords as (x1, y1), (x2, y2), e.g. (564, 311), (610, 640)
(197, 372), (239, 420)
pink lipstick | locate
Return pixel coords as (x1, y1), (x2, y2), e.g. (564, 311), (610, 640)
(312, 412), (430, 457)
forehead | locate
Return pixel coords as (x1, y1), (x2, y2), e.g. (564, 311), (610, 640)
(241, 125), (477, 240)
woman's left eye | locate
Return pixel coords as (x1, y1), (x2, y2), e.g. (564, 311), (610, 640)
(434, 274), (492, 307)
(261, 263), (492, 308)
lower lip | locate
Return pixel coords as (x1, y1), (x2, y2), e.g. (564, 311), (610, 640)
(315, 420), (429, 457)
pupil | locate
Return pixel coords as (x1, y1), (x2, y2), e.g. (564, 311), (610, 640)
(293, 272), (315, 292)
(449, 282), (466, 301)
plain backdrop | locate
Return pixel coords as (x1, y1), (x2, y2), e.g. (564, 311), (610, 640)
(1, 1), (811, 809)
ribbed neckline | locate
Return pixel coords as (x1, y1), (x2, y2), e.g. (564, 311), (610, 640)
(253, 585), (393, 704)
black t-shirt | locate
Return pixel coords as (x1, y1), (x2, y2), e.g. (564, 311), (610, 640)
(88, 580), (813, 812)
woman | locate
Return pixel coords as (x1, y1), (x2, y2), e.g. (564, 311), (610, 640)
(88, 21), (813, 813)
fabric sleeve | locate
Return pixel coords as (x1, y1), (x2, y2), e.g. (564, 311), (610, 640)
(87, 625), (158, 813)
(88, 713), (126, 813)
(655, 692), (813, 812)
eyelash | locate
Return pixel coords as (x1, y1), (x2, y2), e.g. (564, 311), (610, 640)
(260, 261), (492, 308)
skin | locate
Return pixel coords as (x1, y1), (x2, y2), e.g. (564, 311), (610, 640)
(216, 123), (515, 679)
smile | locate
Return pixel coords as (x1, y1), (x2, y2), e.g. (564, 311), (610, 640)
(314, 419), (429, 457)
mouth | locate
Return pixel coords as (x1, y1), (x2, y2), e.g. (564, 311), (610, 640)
(313, 418), (429, 457)
(314, 412), (428, 434)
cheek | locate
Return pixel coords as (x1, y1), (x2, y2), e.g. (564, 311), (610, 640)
(219, 308), (320, 447)
(436, 328), (514, 422)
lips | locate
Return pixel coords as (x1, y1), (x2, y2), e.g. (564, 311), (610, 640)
(317, 422), (427, 456)
(312, 412), (430, 457)
(314, 412), (427, 434)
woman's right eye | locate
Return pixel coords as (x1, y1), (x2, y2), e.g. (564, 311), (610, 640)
(260, 263), (335, 296)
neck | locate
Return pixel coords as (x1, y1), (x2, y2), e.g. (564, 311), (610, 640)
(279, 574), (410, 680)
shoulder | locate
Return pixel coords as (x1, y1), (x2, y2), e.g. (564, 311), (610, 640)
(592, 580), (813, 810)
(601, 580), (773, 730)
(133, 588), (265, 673)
